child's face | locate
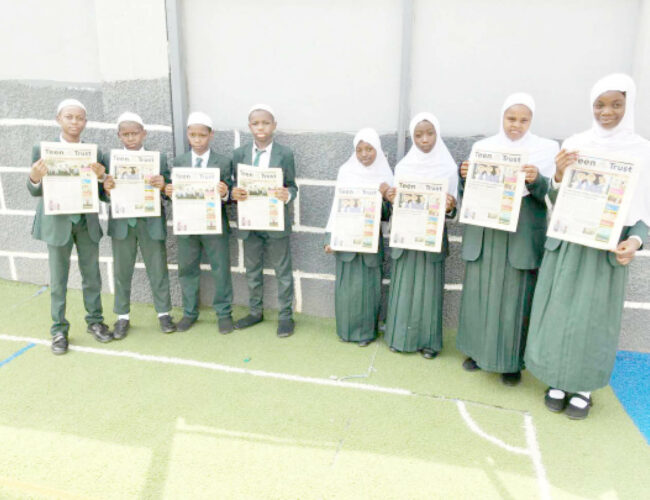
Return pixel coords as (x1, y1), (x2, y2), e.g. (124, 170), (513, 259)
(356, 141), (377, 167)
(502, 104), (532, 141)
(248, 110), (276, 146)
(56, 106), (87, 139)
(187, 124), (214, 155)
(593, 91), (626, 129)
(413, 120), (437, 153)
(118, 122), (147, 150)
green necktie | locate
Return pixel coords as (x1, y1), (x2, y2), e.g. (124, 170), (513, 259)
(70, 214), (81, 224)
(128, 218), (137, 227)
(194, 157), (203, 167)
(253, 148), (266, 167)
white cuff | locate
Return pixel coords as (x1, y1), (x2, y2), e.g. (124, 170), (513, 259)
(551, 176), (561, 189)
(629, 235), (643, 247)
(284, 192), (292, 205)
(221, 190), (229, 202)
(30, 179), (41, 187)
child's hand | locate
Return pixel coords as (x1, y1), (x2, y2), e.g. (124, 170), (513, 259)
(446, 194), (456, 213)
(274, 187), (289, 202)
(231, 187), (248, 201)
(385, 187), (397, 203)
(379, 182), (390, 200)
(522, 164), (539, 183)
(164, 184), (174, 197)
(150, 175), (165, 190)
(554, 149), (578, 183)
(90, 162), (106, 180)
(104, 175), (115, 193)
(30, 159), (48, 183)
(614, 238), (641, 266)
(218, 181), (228, 198)
(459, 161), (469, 179)
(324, 244), (333, 254)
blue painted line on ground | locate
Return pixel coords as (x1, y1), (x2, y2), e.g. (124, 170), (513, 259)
(0, 343), (36, 368)
(610, 350), (650, 444)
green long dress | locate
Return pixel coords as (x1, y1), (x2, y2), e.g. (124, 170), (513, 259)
(524, 222), (647, 392)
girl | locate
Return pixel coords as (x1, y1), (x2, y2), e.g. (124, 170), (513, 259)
(324, 128), (393, 346)
(524, 74), (649, 419)
(456, 93), (559, 385)
(384, 113), (458, 358)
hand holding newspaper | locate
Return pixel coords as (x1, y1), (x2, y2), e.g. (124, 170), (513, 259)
(109, 150), (161, 218)
(41, 142), (99, 215)
(172, 167), (222, 235)
(330, 187), (383, 253)
(237, 164), (284, 231)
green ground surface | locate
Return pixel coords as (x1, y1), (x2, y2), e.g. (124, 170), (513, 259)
(0, 279), (648, 499)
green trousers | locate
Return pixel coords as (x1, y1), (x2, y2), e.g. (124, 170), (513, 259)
(243, 232), (294, 319)
(177, 234), (233, 319)
(47, 216), (103, 336)
(112, 219), (171, 315)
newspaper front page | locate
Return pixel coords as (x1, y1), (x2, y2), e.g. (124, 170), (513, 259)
(237, 164), (284, 231)
(459, 148), (527, 232)
(109, 150), (161, 219)
(547, 150), (639, 250)
(389, 177), (448, 253)
(41, 142), (99, 215)
(171, 167), (222, 235)
(330, 187), (383, 253)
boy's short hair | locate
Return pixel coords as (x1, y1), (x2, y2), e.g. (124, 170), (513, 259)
(187, 111), (213, 130)
(248, 103), (275, 122)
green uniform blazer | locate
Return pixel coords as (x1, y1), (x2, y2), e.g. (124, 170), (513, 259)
(460, 173), (550, 270)
(28, 142), (106, 246)
(232, 142), (298, 240)
(545, 184), (648, 266)
(101, 151), (170, 241)
(171, 149), (233, 236)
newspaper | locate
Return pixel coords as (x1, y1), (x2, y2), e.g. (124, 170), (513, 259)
(389, 177), (448, 253)
(330, 187), (383, 253)
(171, 167), (222, 235)
(459, 147), (527, 232)
(41, 142), (99, 215)
(547, 150), (639, 250)
(237, 164), (284, 231)
(109, 150), (161, 219)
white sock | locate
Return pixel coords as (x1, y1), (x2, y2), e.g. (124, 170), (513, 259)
(118, 314), (129, 321)
(570, 391), (591, 409)
(157, 312), (170, 318)
(548, 389), (566, 400)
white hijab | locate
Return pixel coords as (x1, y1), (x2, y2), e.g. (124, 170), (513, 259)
(470, 93), (559, 194)
(326, 128), (394, 232)
(395, 112), (458, 199)
(563, 73), (650, 226)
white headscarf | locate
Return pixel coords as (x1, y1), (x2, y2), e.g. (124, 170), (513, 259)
(470, 93), (559, 194)
(395, 112), (458, 199)
(326, 128), (394, 232)
(563, 73), (650, 226)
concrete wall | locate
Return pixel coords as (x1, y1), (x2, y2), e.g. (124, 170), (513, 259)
(1, 0), (649, 352)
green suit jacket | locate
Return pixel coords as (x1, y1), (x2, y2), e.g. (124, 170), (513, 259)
(171, 149), (233, 236)
(545, 184), (648, 266)
(232, 142), (298, 240)
(101, 150), (170, 241)
(460, 173), (550, 270)
(28, 142), (106, 246)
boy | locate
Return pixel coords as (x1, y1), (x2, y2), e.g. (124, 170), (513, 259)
(231, 104), (298, 337)
(164, 112), (234, 333)
(103, 112), (175, 338)
(28, 98), (112, 355)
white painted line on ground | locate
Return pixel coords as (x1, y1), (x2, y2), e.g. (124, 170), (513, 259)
(456, 401), (528, 455)
(524, 414), (552, 500)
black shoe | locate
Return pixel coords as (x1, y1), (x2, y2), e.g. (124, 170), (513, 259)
(176, 316), (197, 332)
(358, 338), (375, 347)
(389, 346), (398, 353)
(420, 348), (438, 359)
(462, 357), (480, 371)
(565, 394), (593, 420)
(51, 333), (68, 355)
(235, 314), (263, 330)
(544, 387), (569, 413)
(159, 314), (176, 334)
(113, 319), (130, 340)
(218, 316), (235, 334)
(87, 322), (112, 343)
(501, 371), (522, 386)
(277, 318), (295, 338)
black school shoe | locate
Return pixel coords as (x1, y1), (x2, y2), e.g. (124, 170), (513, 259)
(158, 314), (177, 334)
(358, 338), (375, 347)
(462, 357), (480, 371)
(235, 314), (263, 330)
(176, 316), (197, 332)
(565, 394), (593, 420)
(544, 387), (569, 413)
(113, 319), (130, 340)
(218, 316), (235, 334)
(420, 348), (438, 359)
(51, 333), (68, 355)
(277, 318), (295, 338)
(501, 371), (522, 386)
(87, 322), (112, 343)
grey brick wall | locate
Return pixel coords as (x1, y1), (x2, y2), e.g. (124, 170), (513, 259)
(1, 79), (648, 351)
